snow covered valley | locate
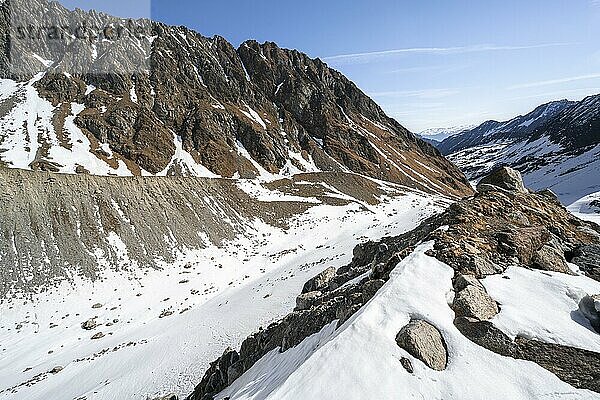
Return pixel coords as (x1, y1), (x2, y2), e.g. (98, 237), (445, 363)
(0, 169), (450, 399)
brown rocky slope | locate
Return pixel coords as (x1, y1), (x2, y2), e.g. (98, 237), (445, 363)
(0, 0), (471, 197)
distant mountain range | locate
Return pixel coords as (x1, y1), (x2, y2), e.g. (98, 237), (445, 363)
(418, 125), (477, 144)
(435, 96), (600, 204)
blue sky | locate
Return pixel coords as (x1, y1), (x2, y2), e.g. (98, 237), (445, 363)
(58, 0), (600, 132)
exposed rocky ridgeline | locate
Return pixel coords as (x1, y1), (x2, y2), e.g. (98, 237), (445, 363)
(0, 0), (471, 198)
(188, 167), (600, 399)
(437, 96), (600, 204)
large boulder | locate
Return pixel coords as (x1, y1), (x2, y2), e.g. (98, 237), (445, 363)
(477, 167), (528, 194)
(295, 291), (322, 311)
(579, 294), (600, 333)
(302, 266), (337, 294)
(396, 320), (448, 371)
(453, 283), (499, 321)
(570, 244), (600, 282)
(532, 245), (572, 274)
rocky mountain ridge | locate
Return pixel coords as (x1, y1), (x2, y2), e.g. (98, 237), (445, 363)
(0, 0), (471, 198)
(438, 95), (600, 204)
(188, 167), (600, 400)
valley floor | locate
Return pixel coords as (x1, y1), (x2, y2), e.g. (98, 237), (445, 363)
(0, 179), (448, 399)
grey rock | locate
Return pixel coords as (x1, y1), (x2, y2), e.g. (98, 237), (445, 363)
(302, 267), (337, 294)
(152, 395), (178, 400)
(477, 167), (528, 194)
(533, 245), (572, 274)
(454, 274), (484, 292)
(579, 294), (600, 333)
(400, 357), (414, 373)
(91, 332), (105, 340)
(91, 303), (103, 309)
(49, 366), (63, 374)
(570, 244), (600, 282)
(395, 320), (448, 371)
(81, 318), (97, 330)
(537, 188), (559, 202)
(295, 291), (322, 311)
(453, 285), (499, 321)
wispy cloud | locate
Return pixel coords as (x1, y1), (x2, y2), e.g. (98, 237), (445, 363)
(507, 73), (600, 90)
(369, 88), (459, 99)
(591, 0), (600, 7)
(322, 43), (572, 65)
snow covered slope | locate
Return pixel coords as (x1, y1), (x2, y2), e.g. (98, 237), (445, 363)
(418, 124), (476, 144)
(214, 243), (600, 400)
(0, 169), (450, 400)
(189, 170), (600, 400)
(443, 95), (600, 204)
(569, 191), (600, 225)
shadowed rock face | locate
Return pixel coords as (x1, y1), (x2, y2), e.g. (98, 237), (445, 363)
(0, 0), (472, 197)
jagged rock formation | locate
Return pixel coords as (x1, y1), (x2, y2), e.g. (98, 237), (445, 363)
(437, 96), (600, 204)
(188, 168), (600, 399)
(0, 0), (471, 197)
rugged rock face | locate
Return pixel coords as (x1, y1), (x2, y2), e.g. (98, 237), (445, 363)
(439, 96), (600, 204)
(395, 319), (448, 371)
(0, 0), (472, 197)
(187, 169), (600, 399)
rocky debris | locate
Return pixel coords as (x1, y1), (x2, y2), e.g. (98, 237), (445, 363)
(453, 273), (484, 292)
(455, 317), (600, 392)
(532, 244), (572, 274)
(428, 177), (600, 279)
(91, 303), (103, 309)
(476, 167), (528, 194)
(400, 357), (414, 374)
(302, 267), (337, 294)
(159, 310), (174, 319)
(91, 332), (105, 340)
(0, 169), (394, 299)
(295, 291), (322, 311)
(578, 294), (600, 333)
(49, 366), (63, 374)
(81, 318), (97, 330)
(452, 284), (499, 321)
(395, 320), (448, 371)
(152, 394), (178, 400)
(187, 170), (600, 399)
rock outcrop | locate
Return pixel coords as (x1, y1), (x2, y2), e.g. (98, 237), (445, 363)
(187, 168), (600, 399)
(579, 294), (600, 333)
(476, 166), (528, 194)
(395, 320), (448, 371)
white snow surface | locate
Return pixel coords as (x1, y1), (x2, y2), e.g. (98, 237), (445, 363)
(217, 243), (599, 400)
(484, 267), (600, 353)
(0, 186), (448, 400)
(568, 191), (600, 224)
(449, 136), (600, 204)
